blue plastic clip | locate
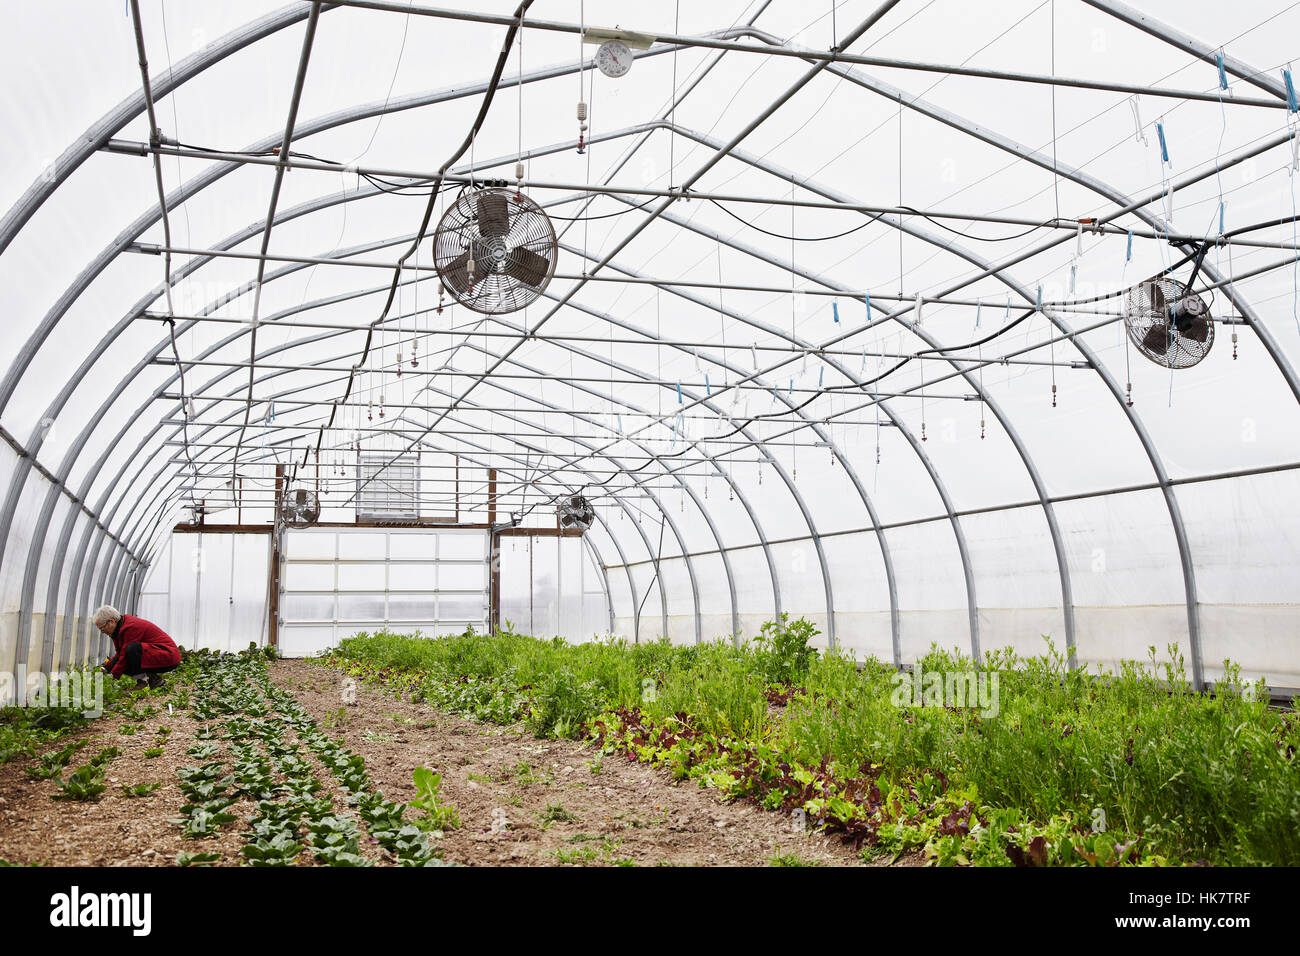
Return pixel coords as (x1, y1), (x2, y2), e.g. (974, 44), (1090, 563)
(1036, 285), (1043, 312)
(1285, 68), (1298, 112)
(788, 379), (793, 396)
(864, 293), (872, 323)
(676, 381), (683, 404)
(975, 300), (982, 328)
(705, 373), (711, 396)
(1219, 201), (1226, 237)
(1126, 230), (1133, 263)
(832, 301), (840, 324)
(818, 365), (824, 388)
(772, 385), (778, 404)
(1156, 121), (1169, 163)
(1005, 294), (1010, 319)
(1217, 53), (1228, 91)
(618, 414), (623, 434)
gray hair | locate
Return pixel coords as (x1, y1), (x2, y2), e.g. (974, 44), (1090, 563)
(92, 605), (122, 628)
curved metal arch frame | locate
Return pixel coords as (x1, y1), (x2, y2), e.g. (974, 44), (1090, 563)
(4, 42), (1019, 668)
(29, 229), (438, 672)
(4, 11), (1294, 682)
(56, 268), (751, 655)
(793, 57), (1276, 687)
(14, 123), (765, 668)
(423, 342), (739, 644)
(155, 420), (636, 646)
(54, 254), (438, 666)
(163, 391), (672, 642)
(0, 28), (705, 597)
(74, 285), (690, 649)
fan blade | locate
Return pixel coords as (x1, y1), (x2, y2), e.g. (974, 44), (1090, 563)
(1147, 281), (1167, 317)
(1141, 322), (1171, 357)
(443, 250), (472, 293)
(504, 245), (550, 288)
(477, 192), (510, 239)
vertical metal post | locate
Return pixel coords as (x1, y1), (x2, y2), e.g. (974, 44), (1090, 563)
(268, 464), (284, 651)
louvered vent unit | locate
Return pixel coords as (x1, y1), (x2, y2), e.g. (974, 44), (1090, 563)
(356, 454), (419, 522)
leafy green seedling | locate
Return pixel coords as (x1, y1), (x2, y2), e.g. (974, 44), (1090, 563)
(171, 806), (237, 838)
(53, 765), (107, 801)
(175, 851), (221, 867)
(87, 746), (120, 768)
(121, 782), (162, 798)
(26, 740), (88, 779)
(143, 747), (164, 758)
(410, 767), (460, 832)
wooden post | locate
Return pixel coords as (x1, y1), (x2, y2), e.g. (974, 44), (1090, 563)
(268, 465), (284, 650)
(488, 468), (499, 634)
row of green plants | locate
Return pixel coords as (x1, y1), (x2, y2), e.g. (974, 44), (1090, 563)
(14, 666), (179, 806)
(1, 669), (141, 766)
(179, 646), (459, 866)
(317, 618), (1300, 866)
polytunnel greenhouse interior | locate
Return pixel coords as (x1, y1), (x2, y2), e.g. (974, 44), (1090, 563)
(1, 0), (1299, 883)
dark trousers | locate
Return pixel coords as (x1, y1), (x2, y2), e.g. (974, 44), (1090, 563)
(123, 642), (179, 678)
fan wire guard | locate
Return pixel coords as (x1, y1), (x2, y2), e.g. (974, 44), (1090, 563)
(1123, 276), (1214, 369)
(433, 187), (557, 314)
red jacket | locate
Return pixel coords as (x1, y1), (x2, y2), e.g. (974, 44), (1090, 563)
(106, 614), (181, 677)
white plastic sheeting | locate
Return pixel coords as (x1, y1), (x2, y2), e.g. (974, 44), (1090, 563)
(1, 1), (1298, 690)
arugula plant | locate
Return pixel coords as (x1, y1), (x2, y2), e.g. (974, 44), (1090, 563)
(410, 767), (461, 832)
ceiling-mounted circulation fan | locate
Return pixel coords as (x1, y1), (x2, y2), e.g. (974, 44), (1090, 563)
(556, 493), (596, 531)
(278, 487), (320, 529)
(432, 187), (557, 315)
(1123, 242), (1215, 369)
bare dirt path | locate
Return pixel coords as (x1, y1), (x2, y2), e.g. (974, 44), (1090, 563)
(270, 659), (868, 867)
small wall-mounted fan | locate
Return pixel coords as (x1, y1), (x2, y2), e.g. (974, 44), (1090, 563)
(556, 493), (595, 531)
(1124, 243), (1214, 369)
(279, 487), (320, 528)
(432, 187), (557, 314)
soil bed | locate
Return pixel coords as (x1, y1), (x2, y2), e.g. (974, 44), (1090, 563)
(0, 659), (924, 866)
(272, 659), (875, 866)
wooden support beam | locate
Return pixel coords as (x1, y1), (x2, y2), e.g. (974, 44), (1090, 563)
(268, 465), (284, 651)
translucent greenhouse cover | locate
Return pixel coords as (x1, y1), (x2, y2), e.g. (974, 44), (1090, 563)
(1, 0), (1298, 693)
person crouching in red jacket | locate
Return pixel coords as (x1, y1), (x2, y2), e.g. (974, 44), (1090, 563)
(95, 605), (182, 690)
